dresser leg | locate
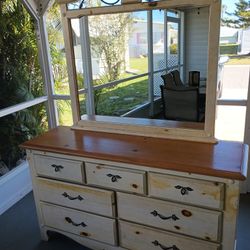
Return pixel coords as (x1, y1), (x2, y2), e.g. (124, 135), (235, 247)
(40, 227), (49, 241)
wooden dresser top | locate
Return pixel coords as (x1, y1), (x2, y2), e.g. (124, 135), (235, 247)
(22, 126), (248, 180)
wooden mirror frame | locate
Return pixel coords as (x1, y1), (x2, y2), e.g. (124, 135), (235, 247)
(58, 0), (221, 143)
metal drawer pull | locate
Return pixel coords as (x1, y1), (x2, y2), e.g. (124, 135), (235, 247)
(152, 240), (179, 250)
(150, 210), (179, 221)
(106, 173), (122, 182)
(174, 185), (193, 195)
(62, 192), (84, 201)
(65, 217), (87, 227)
(51, 164), (64, 172)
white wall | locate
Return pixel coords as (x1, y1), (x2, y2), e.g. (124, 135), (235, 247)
(184, 7), (209, 81)
(0, 162), (32, 215)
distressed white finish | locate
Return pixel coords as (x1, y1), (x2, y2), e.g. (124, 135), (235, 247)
(148, 172), (224, 209)
(117, 192), (222, 241)
(85, 162), (146, 194)
(37, 178), (115, 217)
(34, 154), (84, 183)
(41, 203), (117, 245)
(119, 221), (220, 250)
(26, 149), (244, 250)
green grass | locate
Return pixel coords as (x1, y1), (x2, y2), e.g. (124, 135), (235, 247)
(95, 57), (149, 116)
(57, 100), (73, 126)
(78, 57), (150, 117)
(129, 57), (148, 74)
(226, 56), (250, 65)
(95, 77), (148, 116)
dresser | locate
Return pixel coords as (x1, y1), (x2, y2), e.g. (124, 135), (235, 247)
(22, 126), (248, 250)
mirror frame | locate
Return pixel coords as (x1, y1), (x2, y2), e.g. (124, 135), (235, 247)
(58, 0), (221, 143)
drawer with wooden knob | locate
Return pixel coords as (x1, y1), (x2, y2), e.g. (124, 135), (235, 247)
(85, 162), (146, 194)
(117, 192), (222, 242)
(41, 203), (117, 245)
(37, 178), (115, 217)
(34, 154), (84, 183)
(148, 172), (224, 210)
(119, 221), (220, 250)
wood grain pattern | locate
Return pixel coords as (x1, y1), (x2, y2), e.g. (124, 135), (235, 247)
(80, 115), (204, 130)
(85, 162), (146, 194)
(37, 178), (115, 217)
(119, 221), (220, 250)
(117, 192), (222, 241)
(41, 203), (117, 245)
(148, 172), (224, 209)
(34, 154), (84, 184)
(21, 126), (247, 180)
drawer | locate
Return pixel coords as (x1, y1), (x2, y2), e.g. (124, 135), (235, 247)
(117, 192), (222, 242)
(119, 221), (220, 250)
(149, 172), (224, 209)
(41, 203), (117, 245)
(37, 178), (115, 217)
(85, 162), (146, 194)
(34, 155), (84, 183)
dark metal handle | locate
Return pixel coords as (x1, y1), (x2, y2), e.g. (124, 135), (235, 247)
(51, 164), (64, 172)
(175, 185), (193, 195)
(62, 192), (84, 201)
(106, 173), (122, 182)
(65, 217), (87, 227)
(151, 210), (179, 221)
(152, 240), (179, 250)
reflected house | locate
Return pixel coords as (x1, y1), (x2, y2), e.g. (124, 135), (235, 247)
(70, 18), (178, 79)
(219, 26), (250, 55)
(128, 19), (177, 57)
(220, 26), (239, 44)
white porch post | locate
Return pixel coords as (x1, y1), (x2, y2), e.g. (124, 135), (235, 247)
(60, 4), (81, 124)
(22, 0), (58, 128)
(147, 10), (154, 117)
(39, 0), (55, 16)
(36, 15), (59, 128)
(79, 16), (95, 115)
(164, 10), (168, 71)
(21, 0), (39, 21)
(180, 11), (185, 82)
(244, 72), (250, 192)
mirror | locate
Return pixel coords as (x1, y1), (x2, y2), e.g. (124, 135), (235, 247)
(59, 0), (221, 142)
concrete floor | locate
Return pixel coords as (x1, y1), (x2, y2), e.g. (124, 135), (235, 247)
(0, 192), (250, 250)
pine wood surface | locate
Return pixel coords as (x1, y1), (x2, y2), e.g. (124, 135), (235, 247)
(22, 126), (247, 180)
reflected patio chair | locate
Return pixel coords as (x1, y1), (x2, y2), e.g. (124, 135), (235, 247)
(161, 73), (176, 88)
(160, 85), (199, 122)
(171, 70), (185, 86)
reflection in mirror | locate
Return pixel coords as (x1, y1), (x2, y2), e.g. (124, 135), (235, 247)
(71, 5), (221, 130)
